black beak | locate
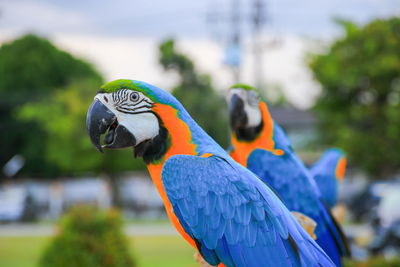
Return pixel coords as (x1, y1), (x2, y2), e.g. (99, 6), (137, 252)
(229, 94), (247, 129)
(86, 99), (116, 152)
(86, 99), (136, 152)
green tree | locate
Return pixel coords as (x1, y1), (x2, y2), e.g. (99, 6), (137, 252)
(159, 39), (229, 148)
(309, 17), (400, 177)
(0, 34), (102, 176)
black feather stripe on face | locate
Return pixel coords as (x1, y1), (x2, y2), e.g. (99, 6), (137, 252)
(133, 113), (170, 164)
(111, 89), (154, 115)
(116, 104), (153, 114)
(234, 120), (264, 141)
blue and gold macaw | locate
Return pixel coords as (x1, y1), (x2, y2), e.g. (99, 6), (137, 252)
(310, 148), (347, 208)
(86, 79), (335, 267)
(228, 84), (350, 266)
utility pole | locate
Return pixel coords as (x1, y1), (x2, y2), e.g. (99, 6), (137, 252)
(230, 0), (241, 82)
(251, 0), (266, 89)
(206, 0), (242, 83)
(205, 0), (273, 85)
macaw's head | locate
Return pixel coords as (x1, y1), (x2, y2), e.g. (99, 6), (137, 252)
(315, 148), (347, 182)
(227, 84), (262, 130)
(227, 84), (265, 142)
(86, 79), (172, 163)
(329, 148), (347, 181)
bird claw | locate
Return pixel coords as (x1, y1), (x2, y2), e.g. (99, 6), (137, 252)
(292, 211), (317, 240)
(194, 251), (217, 267)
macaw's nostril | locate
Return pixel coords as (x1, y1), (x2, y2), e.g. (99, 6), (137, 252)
(104, 127), (116, 145)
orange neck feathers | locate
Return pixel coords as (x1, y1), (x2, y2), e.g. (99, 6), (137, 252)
(230, 102), (283, 166)
(335, 157), (347, 181)
(146, 103), (197, 247)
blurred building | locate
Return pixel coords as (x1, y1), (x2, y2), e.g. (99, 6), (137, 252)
(0, 173), (164, 222)
(270, 105), (318, 163)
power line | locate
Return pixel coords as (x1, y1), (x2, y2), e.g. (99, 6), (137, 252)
(205, 0), (275, 86)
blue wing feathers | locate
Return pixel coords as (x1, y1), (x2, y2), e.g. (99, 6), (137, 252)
(217, 237), (236, 266)
(162, 154), (334, 267)
(247, 148), (348, 266)
(252, 203), (265, 221)
(204, 192), (216, 215)
(320, 201), (351, 257)
(174, 206), (220, 265)
(209, 210), (221, 228)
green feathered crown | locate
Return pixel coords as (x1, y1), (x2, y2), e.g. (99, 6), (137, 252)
(230, 83), (259, 92)
(100, 79), (142, 93)
(99, 79), (161, 102)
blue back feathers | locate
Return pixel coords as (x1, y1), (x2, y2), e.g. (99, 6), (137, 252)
(245, 122), (349, 266)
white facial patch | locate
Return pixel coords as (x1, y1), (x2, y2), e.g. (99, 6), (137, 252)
(117, 112), (159, 145)
(228, 88), (262, 128)
(95, 90), (160, 145)
(244, 102), (262, 127)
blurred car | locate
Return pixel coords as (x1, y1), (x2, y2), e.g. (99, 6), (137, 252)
(0, 181), (51, 222)
(119, 173), (164, 218)
(374, 181), (400, 227)
(339, 175), (379, 222)
(62, 178), (111, 210)
(369, 219), (400, 257)
(0, 184), (26, 221)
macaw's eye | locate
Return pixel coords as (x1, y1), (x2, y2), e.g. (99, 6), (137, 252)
(130, 92), (140, 102)
(248, 91), (259, 106)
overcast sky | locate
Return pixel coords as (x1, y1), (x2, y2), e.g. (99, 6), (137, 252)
(2, 0), (399, 37)
(1, 0), (399, 108)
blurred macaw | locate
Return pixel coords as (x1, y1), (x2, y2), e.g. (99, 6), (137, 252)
(310, 148), (347, 208)
(86, 79), (335, 267)
(227, 84), (350, 266)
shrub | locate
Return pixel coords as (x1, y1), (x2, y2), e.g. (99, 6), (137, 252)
(344, 256), (400, 267)
(39, 205), (135, 267)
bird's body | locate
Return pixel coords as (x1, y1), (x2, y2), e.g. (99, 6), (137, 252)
(87, 80), (335, 267)
(310, 149), (346, 208)
(228, 88), (349, 266)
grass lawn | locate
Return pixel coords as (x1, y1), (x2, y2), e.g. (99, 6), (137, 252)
(0, 236), (197, 267)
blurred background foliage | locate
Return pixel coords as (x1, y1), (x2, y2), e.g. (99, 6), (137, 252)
(0, 18), (399, 180)
(159, 39), (230, 148)
(344, 257), (400, 267)
(310, 17), (400, 178)
(0, 34), (145, 178)
(0, 35), (230, 178)
(0, 34), (103, 176)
